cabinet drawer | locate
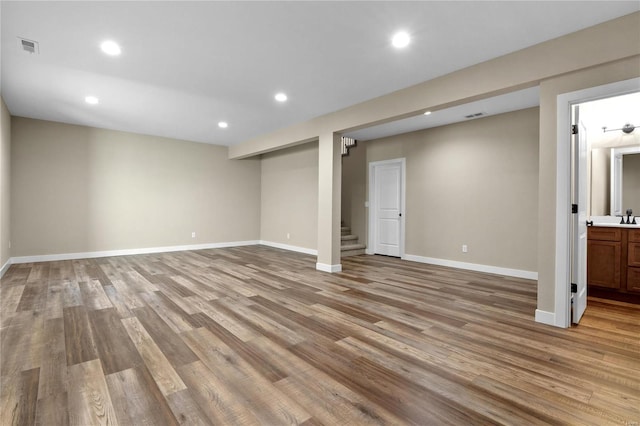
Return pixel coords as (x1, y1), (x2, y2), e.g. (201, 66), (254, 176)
(588, 227), (622, 242)
(629, 229), (640, 243)
(628, 267), (640, 293)
(629, 243), (640, 267)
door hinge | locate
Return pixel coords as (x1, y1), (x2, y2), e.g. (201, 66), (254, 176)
(572, 204), (578, 214)
(571, 283), (577, 293)
(571, 124), (578, 135)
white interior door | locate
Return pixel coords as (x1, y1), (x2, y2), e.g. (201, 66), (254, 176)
(372, 161), (403, 257)
(572, 107), (588, 324)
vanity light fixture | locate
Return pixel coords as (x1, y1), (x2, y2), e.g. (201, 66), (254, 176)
(218, 121), (228, 128)
(85, 96), (99, 105)
(392, 31), (410, 48)
(100, 40), (121, 56)
(275, 93), (288, 102)
(423, 111), (432, 116)
(602, 123), (636, 134)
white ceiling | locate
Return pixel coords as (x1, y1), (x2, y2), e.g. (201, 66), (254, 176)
(2, 1), (639, 147)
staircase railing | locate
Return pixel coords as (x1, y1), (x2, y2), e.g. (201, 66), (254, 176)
(341, 137), (357, 156)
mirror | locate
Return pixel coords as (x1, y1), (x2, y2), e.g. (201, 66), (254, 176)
(611, 147), (640, 216)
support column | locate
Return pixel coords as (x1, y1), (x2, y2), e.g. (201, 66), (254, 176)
(316, 132), (342, 272)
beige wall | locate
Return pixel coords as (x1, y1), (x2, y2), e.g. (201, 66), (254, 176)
(589, 127), (640, 150)
(260, 142), (318, 250)
(361, 108), (539, 272)
(0, 98), (10, 268)
(341, 143), (366, 242)
(623, 153), (640, 214)
(10, 117), (261, 257)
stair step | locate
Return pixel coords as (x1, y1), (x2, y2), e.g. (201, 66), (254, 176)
(341, 243), (366, 251)
(341, 235), (358, 245)
(341, 247), (366, 257)
(341, 226), (350, 236)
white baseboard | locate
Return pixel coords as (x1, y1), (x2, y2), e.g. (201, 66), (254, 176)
(258, 240), (317, 256)
(534, 309), (556, 326)
(8, 240), (319, 265)
(402, 254), (538, 280)
(10, 240), (261, 264)
(316, 262), (342, 273)
(0, 258), (11, 278)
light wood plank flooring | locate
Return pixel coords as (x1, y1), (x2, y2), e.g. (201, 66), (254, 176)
(1, 246), (639, 425)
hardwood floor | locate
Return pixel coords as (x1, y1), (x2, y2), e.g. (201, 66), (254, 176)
(1, 246), (638, 425)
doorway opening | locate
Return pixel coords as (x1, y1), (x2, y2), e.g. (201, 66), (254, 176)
(556, 77), (640, 328)
(571, 92), (640, 324)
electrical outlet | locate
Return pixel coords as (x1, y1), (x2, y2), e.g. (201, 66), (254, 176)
(286, 233), (290, 240)
(191, 232), (196, 238)
(462, 244), (468, 253)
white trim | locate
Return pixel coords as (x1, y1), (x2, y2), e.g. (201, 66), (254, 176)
(367, 157), (406, 257)
(534, 309), (556, 326)
(403, 254), (538, 280)
(0, 258), (11, 278)
(10, 240), (260, 264)
(316, 262), (342, 273)
(259, 240), (318, 256)
(555, 77), (640, 328)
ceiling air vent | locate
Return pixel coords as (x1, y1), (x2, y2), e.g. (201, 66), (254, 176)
(464, 112), (485, 119)
(17, 37), (39, 55)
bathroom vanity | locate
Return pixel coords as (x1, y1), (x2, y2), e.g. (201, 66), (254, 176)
(587, 225), (640, 303)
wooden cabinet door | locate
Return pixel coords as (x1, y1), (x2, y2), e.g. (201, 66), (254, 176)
(587, 240), (621, 289)
(627, 268), (640, 293)
(628, 242), (640, 267)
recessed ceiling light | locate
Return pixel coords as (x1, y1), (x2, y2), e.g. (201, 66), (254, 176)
(100, 40), (121, 56)
(85, 96), (99, 105)
(275, 93), (288, 102)
(423, 111), (432, 116)
(218, 121), (228, 128)
(392, 31), (410, 48)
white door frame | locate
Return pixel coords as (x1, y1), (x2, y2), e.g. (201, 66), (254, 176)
(367, 158), (406, 258)
(553, 77), (640, 328)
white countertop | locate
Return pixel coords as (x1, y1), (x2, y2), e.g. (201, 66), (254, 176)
(590, 223), (640, 228)
(590, 215), (640, 228)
